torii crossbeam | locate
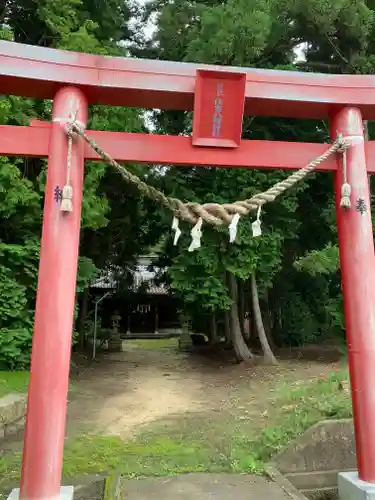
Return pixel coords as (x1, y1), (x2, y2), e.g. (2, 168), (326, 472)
(1, 40), (375, 500)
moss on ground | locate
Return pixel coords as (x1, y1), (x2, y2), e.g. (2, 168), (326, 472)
(0, 371), (29, 398)
(125, 338), (178, 350)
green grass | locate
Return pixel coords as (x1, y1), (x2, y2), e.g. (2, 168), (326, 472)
(126, 338), (178, 350)
(0, 371), (75, 398)
(0, 368), (351, 491)
(0, 371), (29, 398)
(248, 369), (352, 466)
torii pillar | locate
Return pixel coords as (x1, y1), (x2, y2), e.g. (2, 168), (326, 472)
(332, 107), (375, 500)
(10, 87), (88, 500)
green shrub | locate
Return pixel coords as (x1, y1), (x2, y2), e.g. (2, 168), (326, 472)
(0, 328), (33, 370)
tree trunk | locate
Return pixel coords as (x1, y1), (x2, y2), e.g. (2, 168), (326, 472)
(261, 290), (277, 351)
(237, 279), (245, 334)
(78, 286), (89, 350)
(227, 272), (253, 363)
(242, 284), (251, 344)
(251, 272), (277, 364)
(209, 312), (219, 345)
(223, 311), (232, 348)
(262, 307), (276, 351)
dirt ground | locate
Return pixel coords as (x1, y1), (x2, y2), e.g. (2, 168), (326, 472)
(66, 341), (342, 440)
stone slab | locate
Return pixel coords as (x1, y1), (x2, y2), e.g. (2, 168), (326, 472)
(8, 486), (74, 500)
(118, 472), (301, 500)
(266, 466), (307, 500)
(273, 420), (355, 475)
(0, 395), (27, 426)
(285, 469), (355, 490)
(338, 471), (375, 500)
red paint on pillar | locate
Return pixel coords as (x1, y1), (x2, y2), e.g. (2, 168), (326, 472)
(20, 87), (88, 499)
(331, 107), (375, 482)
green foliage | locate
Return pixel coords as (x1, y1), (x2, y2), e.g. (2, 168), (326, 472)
(326, 296), (345, 333)
(0, 0), (159, 368)
(0, 155), (41, 369)
(77, 257), (99, 294)
(279, 293), (322, 345)
(294, 244), (344, 337)
(0, 328), (33, 370)
(185, 0), (283, 65)
(294, 244), (340, 276)
(0, 240), (37, 369)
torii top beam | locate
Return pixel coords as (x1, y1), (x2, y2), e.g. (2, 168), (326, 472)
(2, 40), (375, 119)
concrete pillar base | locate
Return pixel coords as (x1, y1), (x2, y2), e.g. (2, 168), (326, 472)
(339, 471), (375, 500)
(8, 485), (74, 499)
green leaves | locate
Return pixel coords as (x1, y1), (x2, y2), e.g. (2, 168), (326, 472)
(0, 158), (41, 237)
(1, 0), (150, 367)
(168, 235), (232, 311)
(76, 256), (98, 294)
(294, 244), (340, 276)
(0, 328), (33, 370)
(0, 266), (29, 325)
(38, 0), (83, 37)
(186, 0), (276, 65)
(0, 264), (34, 369)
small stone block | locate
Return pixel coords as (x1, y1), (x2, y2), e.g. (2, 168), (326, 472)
(339, 471), (375, 500)
(8, 486), (74, 500)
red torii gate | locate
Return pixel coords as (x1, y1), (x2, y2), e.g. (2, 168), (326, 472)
(1, 40), (375, 500)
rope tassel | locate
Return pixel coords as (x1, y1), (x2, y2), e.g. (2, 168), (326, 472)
(61, 185), (73, 212)
(60, 127), (74, 213)
(340, 147), (351, 209)
(340, 183), (351, 209)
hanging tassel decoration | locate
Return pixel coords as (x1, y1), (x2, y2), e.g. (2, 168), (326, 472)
(61, 185), (73, 212)
(228, 213), (240, 243)
(172, 217), (182, 245)
(340, 147), (351, 209)
(188, 217), (203, 252)
(251, 205), (262, 237)
(60, 120), (76, 213)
